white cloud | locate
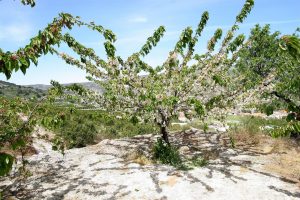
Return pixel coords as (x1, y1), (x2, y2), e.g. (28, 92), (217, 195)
(0, 23), (32, 42)
(129, 16), (148, 23)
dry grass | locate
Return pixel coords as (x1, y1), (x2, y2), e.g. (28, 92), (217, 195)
(230, 130), (300, 185)
(261, 138), (300, 185)
(123, 150), (153, 165)
(133, 154), (153, 165)
(265, 150), (300, 183)
(224, 126), (262, 149)
(227, 121), (300, 185)
(231, 130), (260, 146)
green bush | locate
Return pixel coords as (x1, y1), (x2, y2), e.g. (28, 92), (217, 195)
(55, 115), (97, 148)
(228, 115), (300, 139)
(270, 121), (300, 138)
(190, 156), (209, 167)
(41, 106), (158, 148)
(228, 115), (287, 134)
(152, 138), (182, 167)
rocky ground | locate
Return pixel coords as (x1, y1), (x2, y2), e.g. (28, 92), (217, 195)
(1, 129), (300, 200)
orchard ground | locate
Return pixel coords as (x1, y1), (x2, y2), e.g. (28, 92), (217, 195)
(1, 115), (300, 200)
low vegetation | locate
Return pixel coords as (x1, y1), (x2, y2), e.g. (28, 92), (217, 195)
(227, 115), (299, 144)
(189, 156), (209, 167)
(152, 138), (182, 168)
(41, 106), (158, 149)
(270, 121), (300, 138)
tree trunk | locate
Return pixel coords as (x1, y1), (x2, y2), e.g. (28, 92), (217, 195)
(156, 109), (171, 145)
(296, 112), (300, 121)
(160, 126), (170, 145)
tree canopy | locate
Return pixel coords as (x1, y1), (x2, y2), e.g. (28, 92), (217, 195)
(47, 0), (256, 144)
(234, 24), (300, 137)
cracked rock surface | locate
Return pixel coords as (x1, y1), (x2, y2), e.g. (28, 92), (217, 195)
(1, 130), (299, 200)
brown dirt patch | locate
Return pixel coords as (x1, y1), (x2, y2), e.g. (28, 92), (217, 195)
(232, 131), (260, 147)
(264, 149), (300, 185)
(123, 150), (153, 165)
(232, 132), (300, 185)
(160, 176), (178, 187)
(260, 139), (300, 185)
(1, 142), (37, 157)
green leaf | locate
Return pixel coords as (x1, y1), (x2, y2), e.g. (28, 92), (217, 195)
(11, 139), (26, 150)
(286, 113), (296, 122)
(212, 75), (225, 86)
(189, 98), (205, 116)
(0, 153), (14, 176)
(31, 56), (38, 66)
(130, 115), (139, 125)
(264, 105), (274, 116)
(20, 65), (27, 74)
(20, 57), (29, 67)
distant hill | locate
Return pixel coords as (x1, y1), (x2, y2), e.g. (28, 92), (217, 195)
(0, 81), (15, 87)
(0, 80), (46, 99)
(0, 81), (103, 99)
(26, 84), (51, 91)
(27, 82), (103, 94)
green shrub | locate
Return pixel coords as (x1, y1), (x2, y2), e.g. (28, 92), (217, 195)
(56, 116), (97, 148)
(152, 138), (182, 167)
(152, 139), (209, 169)
(41, 106), (158, 148)
(190, 155), (209, 167)
(228, 115), (299, 139)
(228, 115), (287, 134)
(270, 121), (300, 138)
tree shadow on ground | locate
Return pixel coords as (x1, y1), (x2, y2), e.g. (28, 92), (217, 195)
(0, 129), (299, 199)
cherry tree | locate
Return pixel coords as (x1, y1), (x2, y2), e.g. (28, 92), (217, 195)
(50, 0), (255, 144)
(234, 25), (300, 137)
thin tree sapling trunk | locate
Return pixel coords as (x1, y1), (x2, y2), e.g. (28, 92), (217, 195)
(160, 125), (170, 145)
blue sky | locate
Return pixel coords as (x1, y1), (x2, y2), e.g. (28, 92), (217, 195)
(0, 0), (299, 85)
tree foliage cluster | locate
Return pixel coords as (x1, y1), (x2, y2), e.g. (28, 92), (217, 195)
(0, 83), (70, 176)
(49, 0), (256, 144)
(0, 97), (40, 176)
(0, 4), (116, 79)
(235, 25), (300, 137)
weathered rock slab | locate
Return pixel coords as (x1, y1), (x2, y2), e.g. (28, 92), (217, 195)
(1, 131), (299, 200)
